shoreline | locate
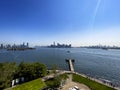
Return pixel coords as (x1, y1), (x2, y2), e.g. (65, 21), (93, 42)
(4, 70), (120, 90)
(74, 72), (120, 90)
(51, 70), (120, 90)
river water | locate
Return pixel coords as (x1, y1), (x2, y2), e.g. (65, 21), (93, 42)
(0, 48), (120, 85)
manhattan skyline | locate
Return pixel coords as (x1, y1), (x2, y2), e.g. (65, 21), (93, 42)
(0, 0), (120, 46)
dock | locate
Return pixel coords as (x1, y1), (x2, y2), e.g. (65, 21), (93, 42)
(66, 59), (75, 72)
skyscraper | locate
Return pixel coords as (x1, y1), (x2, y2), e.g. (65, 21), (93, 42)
(27, 42), (29, 47)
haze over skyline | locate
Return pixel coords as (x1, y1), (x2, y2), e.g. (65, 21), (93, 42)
(0, 0), (120, 46)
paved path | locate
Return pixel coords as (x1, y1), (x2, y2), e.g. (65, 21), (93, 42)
(42, 70), (120, 90)
(61, 81), (91, 90)
(61, 74), (90, 90)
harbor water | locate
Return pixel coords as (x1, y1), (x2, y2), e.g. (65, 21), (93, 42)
(0, 48), (120, 86)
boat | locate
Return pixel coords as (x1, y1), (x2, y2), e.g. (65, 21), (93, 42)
(67, 51), (70, 53)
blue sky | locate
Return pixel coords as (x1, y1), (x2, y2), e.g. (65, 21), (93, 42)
(0, 0), (120, 46)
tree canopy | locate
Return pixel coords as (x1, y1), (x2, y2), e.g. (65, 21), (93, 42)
(0, 62), (47, 89)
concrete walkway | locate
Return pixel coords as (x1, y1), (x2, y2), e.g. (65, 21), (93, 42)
(68, 59), (74, 72)
(61, 74), (90, 90)
(61, 81), (91, 90)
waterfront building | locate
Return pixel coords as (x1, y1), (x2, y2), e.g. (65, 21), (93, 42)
(48, 42), (72, 48)
(27, 42), (29, 47)
(0, 44), (4, 49)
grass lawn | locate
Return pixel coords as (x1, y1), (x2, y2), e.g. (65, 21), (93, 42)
(12, 78), (46, 90)
(73, 74), (115, 90)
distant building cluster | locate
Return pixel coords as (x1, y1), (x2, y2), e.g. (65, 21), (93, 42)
(48, 42), (72, 48)
(0, 42), (29, 49)
(82, 45), (120, 50)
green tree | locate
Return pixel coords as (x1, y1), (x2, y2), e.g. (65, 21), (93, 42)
(51, 64), (58, 74)
(18, 62), (47, 81)
(0, 62), (47, 89)
(0, 62), (17, 89)
(33, 62), (47, 78)
(45, 77), (61, 88)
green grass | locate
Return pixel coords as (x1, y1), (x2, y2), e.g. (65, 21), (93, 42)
(73, 74), (115, 90)
(12, 78), (46, 90)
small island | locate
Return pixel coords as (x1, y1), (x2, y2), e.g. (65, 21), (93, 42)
(7, 47), (35, 51)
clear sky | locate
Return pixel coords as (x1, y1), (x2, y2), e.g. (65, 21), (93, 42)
(0, 0), (120, 46)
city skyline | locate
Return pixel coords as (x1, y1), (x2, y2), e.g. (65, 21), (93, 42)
(0, 0), (120, 46)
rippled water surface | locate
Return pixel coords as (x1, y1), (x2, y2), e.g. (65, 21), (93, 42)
(0, 48), (120, 85)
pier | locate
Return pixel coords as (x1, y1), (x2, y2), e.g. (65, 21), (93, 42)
(66, 59), (75, 72)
